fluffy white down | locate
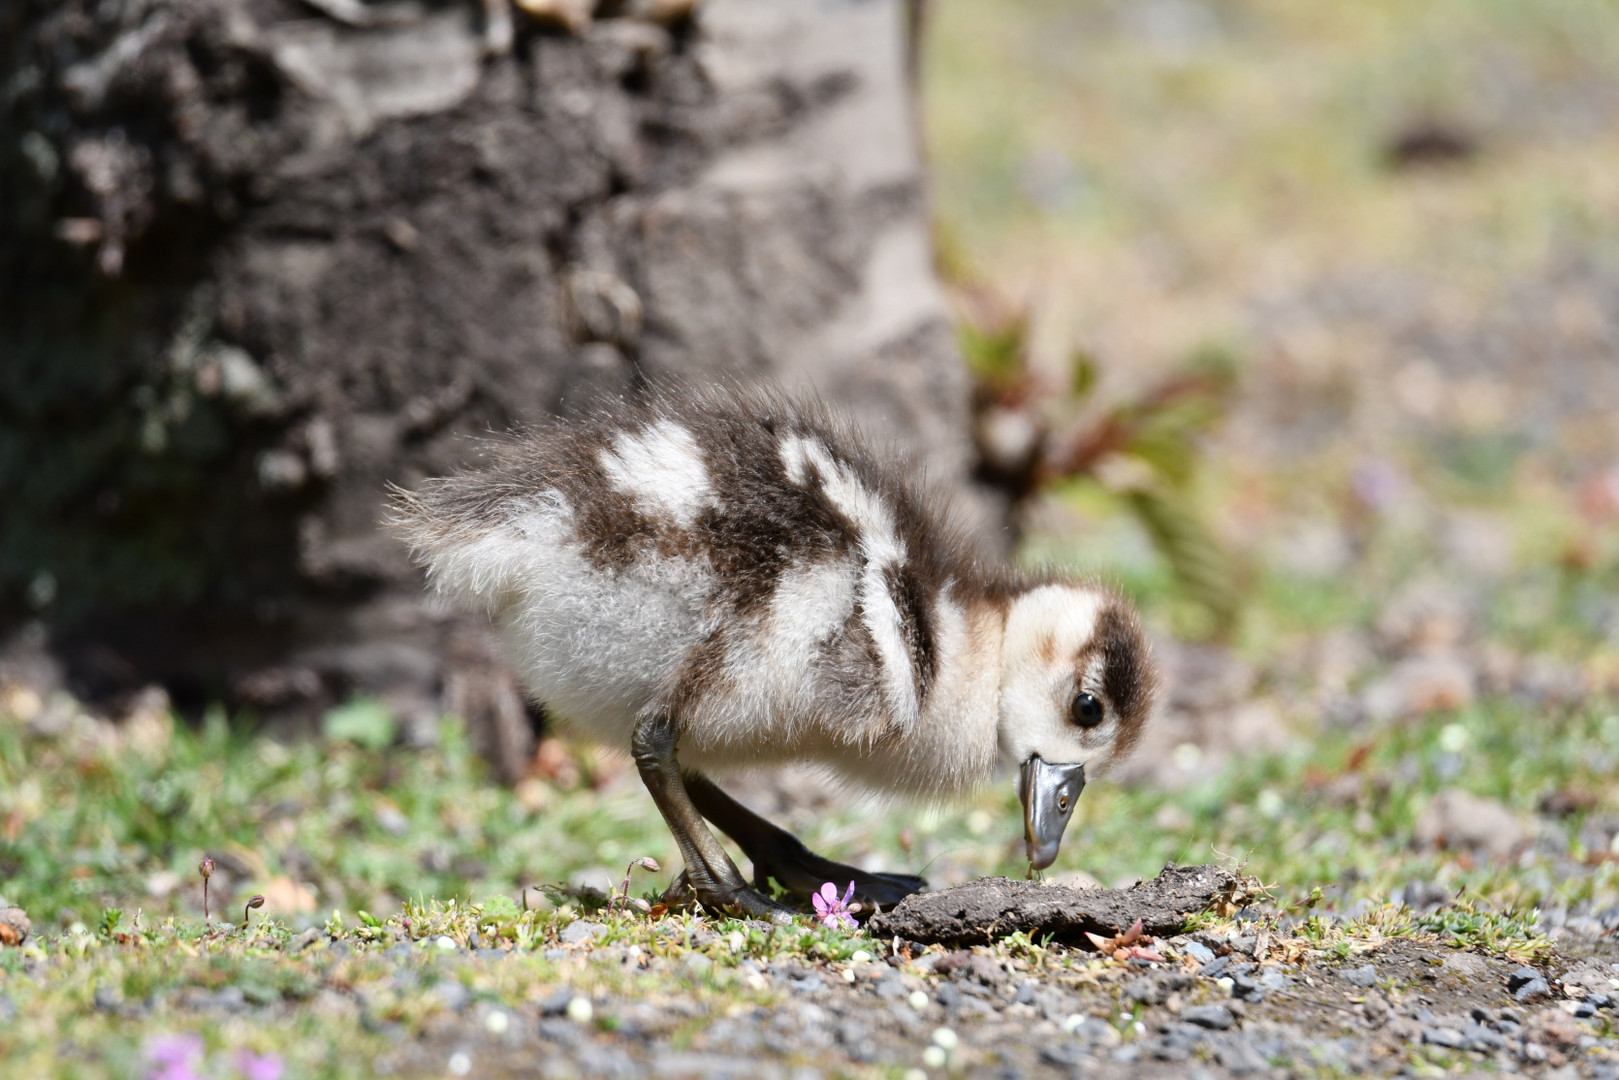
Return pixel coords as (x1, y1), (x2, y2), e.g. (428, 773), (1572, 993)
(684, 558), (862, 762)
(598, 419), (715, 528)
(420, 493), (717, 745)
(996, 584), (1116, 771)
(778, 435), (919, 732)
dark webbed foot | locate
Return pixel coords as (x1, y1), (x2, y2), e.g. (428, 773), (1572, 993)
(685, 772), (927, 908)
(631, 710), (797, 924)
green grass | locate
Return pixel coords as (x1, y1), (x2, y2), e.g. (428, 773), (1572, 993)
(4, 662), (1614, 935)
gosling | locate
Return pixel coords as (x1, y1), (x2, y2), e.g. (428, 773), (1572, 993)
(392, 385), (1157, 921)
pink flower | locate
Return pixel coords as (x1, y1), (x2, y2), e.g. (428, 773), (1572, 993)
(235, 1051), (285, 1080)
(144, 1034), (204, 1080)
(812, 881), (858, 931)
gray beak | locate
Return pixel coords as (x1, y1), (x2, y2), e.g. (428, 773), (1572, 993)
(1019, 756), (1087, 871)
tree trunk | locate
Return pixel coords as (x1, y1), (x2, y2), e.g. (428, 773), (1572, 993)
(0, 0), (994, 775)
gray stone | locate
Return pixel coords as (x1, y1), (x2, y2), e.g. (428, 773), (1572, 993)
(1422, 1027), (1466, 1049)
(875, 977), (907, 1000)
(1181, 1005), (1236, 1031)
(1183, 941), (1216, 965)
(1230, 974), (1265, 1002)
(560, 920), (605, 945)
(1039, 1042), (1089, 1067)
(1340, 964), (1378, 987)
(1461, 1023), (1505, 1052)
(536, 1017), (583, 1046)
(537, 987), (576, 1015)
(431, 981), (471, 1012)
(1506, 966), (1541, 992)
(1215, 1038), (1268, 1074)
(1513, 977), (1550, 1002)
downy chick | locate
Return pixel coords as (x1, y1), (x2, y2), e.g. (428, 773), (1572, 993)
(393, 385), (1158, 921)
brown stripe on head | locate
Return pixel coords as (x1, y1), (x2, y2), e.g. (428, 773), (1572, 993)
(1093, 599), (1159, 761)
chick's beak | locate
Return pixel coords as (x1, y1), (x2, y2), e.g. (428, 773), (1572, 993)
(1019, 756), (1087, 871)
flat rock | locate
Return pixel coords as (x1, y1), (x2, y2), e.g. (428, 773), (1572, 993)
(866, 864), (1245, 946)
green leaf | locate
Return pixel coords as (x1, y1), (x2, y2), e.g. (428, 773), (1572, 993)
(322, 697), (398, 751)
(478, 895), (521, 920)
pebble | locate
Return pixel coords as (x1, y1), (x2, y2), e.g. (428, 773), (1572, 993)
(566, 996), (594, 1023)
(433, 981), (472, 1012)
(1258, 971), (1292, 992)
(1182, 941), (1216, 965)
(1506, 967), (1540, 992)
(1215, 1039), (1268, 1074)
(561, 921), (604, 946)
(1513, 978), (1551, 1002)
(1340, 964), (1378, 987)
(1230, 974), (1265, 1002)
(1181, 1005), (1236, 1030)
(1040, 1043), (1089, 1067)
(874, 978), (906, 1000)
(1421, 1027), (1465, 1049)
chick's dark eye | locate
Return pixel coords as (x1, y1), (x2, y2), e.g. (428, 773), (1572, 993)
(1070, 691), (1104, 729)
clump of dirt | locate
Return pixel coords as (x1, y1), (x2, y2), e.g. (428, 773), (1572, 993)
(868, 863), (1252, 946)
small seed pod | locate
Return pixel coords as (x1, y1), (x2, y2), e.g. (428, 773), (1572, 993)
(243, 895), (265, 927)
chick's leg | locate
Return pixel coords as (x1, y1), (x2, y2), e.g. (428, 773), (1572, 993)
(684, 772), (926, 907)
(631, 708), (796, 923)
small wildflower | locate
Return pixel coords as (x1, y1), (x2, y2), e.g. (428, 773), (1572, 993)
(144, 1033), (204, 1080)
(234, 1051), (284, 1080)
(812, 881), (858, 930)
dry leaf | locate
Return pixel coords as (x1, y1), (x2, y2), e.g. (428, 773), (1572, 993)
(1085, 918), (1161, 961)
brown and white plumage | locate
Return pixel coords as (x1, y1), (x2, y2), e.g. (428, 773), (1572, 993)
(393, 384), (1157, 918)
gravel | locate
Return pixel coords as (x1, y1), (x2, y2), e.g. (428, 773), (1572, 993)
(323, 927), (1619, 1079)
